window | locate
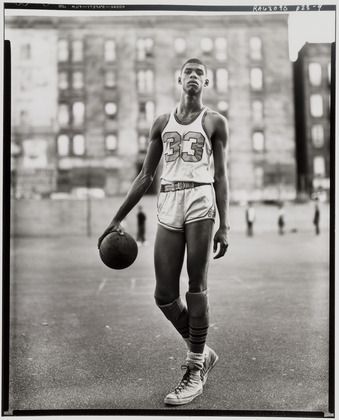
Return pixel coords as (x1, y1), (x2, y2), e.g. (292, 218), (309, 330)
(144, 39), (154, 58)
(137, 70), (146, 92)
(251, 68), (263, 90)
(72, 40), (83, 62)
(217, 101), (229, 117)
(311, 125), (325, 148)
(20, 68), (31, 91)
(105, 102), (117, 119)
(58, 39), (69, 62)
(73, 134), (85, 156)
(201, 37), (213, 55)
(310, 94), (323, 117)
(137, 69), (154, 93)
(254, 167), (264, 188)
(174, 38), (186, 55)
(20, 43), (31, 60)
(145, 101), (154, 122)
(252, 100), (264, 123)
(139, 102), (146, 120)
(138, 134), (148, 152)
(57, 134), (70, 156)
(250, 37), (262, 60)
(20, 109), (29, 125)
(137, 38), (154, 60)
(105, 71), (116, 88)
(252, 131), (265, 152)
(58, 104), (69, 125)
(72, 71), (84, 89)
(139, 101), (155, 123)
(72, 102), (85, 125)
(215, 37), (227, 61)
(105, 40), (116, 62)
(313, 156), (325, 177)
(146, 70), (153, 92)
(105, 134), (117, 151)
(216, 68), (228, 92)
(58, 72), (68, 90)
(207, 69), (214, 88)
(308, 63), (322, 86)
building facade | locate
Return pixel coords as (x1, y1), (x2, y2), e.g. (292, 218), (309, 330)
(293, 42), (332, 201)
(6, 14), (298, 202)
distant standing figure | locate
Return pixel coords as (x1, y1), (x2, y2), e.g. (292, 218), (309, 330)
(137, 206), (147, 244)
(313, 199), (320, 235)
(278, 203), (285, 235)
(245, 202), (255, 236)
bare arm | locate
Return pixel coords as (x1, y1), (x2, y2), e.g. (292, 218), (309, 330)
(97, 115), (165, 248)
(211, 113), (230, 259)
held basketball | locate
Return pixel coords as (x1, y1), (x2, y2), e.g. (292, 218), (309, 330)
(99, 231), (138, 270)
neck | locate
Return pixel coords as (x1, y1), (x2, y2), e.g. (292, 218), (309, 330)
(178, 93), (203, 114)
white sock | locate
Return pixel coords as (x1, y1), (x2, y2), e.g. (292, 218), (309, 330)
(186, 350), (204, 371)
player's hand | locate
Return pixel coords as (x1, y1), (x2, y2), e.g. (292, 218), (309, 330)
(213, 227), (229, 259)
(97, 222), (124, 249)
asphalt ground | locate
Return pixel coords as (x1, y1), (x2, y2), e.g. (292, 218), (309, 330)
(6, 202), (331, 416)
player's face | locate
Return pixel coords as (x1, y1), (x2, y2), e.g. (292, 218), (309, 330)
(179, 63), (208, 95)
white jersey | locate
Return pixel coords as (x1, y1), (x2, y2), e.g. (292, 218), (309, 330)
(160, 106), (214, 184)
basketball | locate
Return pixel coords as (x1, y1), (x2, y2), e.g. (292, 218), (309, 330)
(99, 231), (138, 270)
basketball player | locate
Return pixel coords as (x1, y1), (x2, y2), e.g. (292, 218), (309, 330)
(98, 58), (229, 405)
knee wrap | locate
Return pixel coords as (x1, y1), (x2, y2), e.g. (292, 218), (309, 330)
(155, 296), (186, 320)
(155, 297), (189, 339)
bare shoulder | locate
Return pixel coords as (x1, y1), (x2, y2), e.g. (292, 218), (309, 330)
(206, 108), (228, 128)
(151, 112), (171, 135)
(204, 108), (229, 141)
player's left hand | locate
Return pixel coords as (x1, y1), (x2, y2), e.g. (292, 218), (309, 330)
(213, 227), (229, 259)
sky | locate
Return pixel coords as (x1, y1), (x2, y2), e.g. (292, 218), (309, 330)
(288, 10), (336, 61)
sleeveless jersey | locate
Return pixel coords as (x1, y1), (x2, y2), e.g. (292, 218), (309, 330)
(160, 107), (214, 184)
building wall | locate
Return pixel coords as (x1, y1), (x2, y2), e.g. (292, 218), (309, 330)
(6, 14), (298, 202)
(293, 42), (332, 199)
(7, 25), (58, 196)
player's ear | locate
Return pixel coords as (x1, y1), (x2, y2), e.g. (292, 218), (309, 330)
(204, 79), (209, 87)
(178, 76), (182, 85)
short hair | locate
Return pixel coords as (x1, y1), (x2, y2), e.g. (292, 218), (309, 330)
(181, 58), (207, 75)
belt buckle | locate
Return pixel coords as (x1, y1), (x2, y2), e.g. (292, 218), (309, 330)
(177, 182), (183, 190)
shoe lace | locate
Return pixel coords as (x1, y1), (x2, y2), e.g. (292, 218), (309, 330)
(173, 365), (193, 395)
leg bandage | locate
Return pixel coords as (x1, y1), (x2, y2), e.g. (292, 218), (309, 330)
(186, 290), (209, 354)
(156, 297), (189, 340)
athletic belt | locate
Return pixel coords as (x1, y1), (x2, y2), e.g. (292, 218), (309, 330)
(160, 182), (211, 192)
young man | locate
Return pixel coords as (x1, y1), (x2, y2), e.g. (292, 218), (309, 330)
(98, 58), (230, 405)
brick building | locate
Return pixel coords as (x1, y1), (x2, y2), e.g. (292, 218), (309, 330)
(293, 42), (332, 201)
(6, 13), (298, 202)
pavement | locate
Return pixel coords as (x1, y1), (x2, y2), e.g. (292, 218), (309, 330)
(6, 201), (331, 416)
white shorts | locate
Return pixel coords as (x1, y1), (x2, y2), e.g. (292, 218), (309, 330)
(157, 184), (216, 232)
